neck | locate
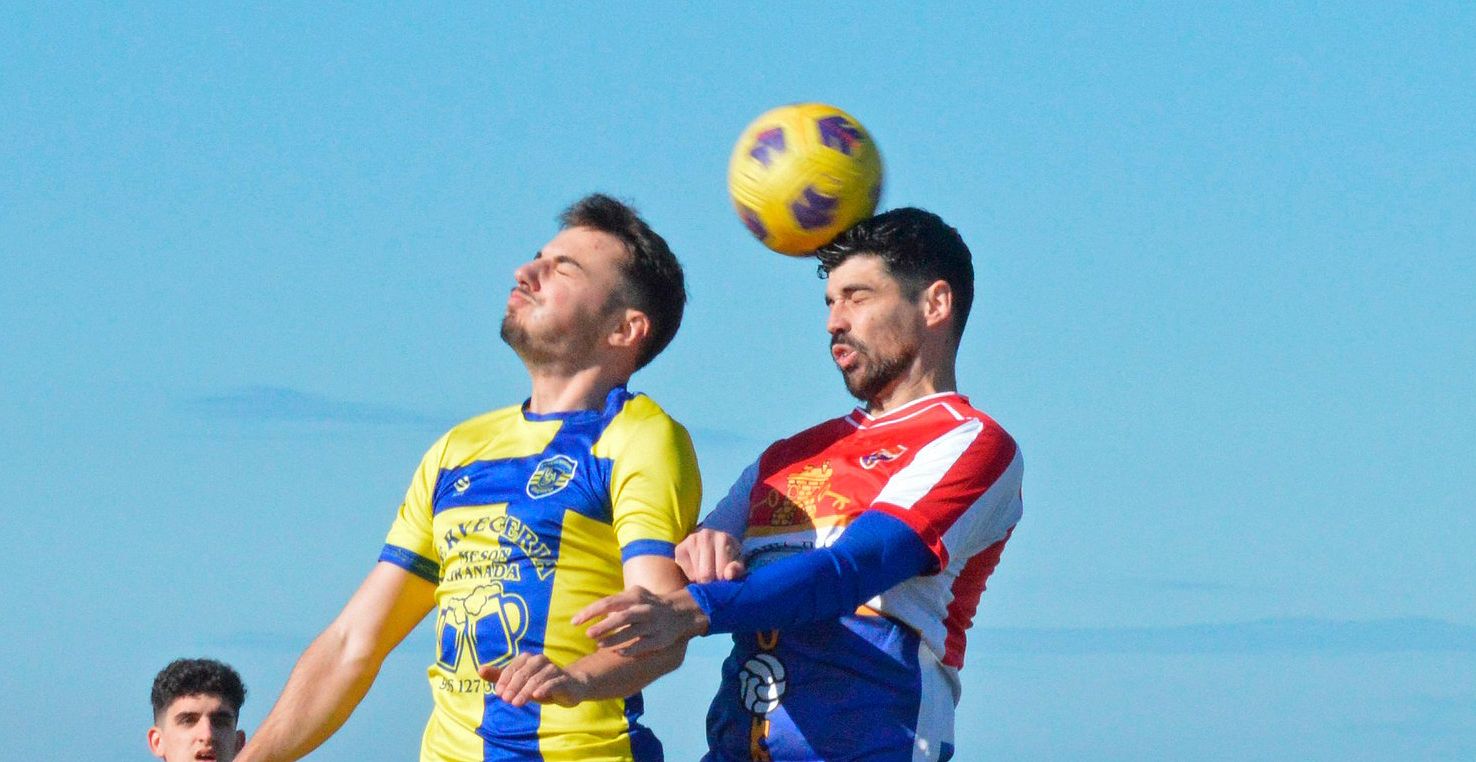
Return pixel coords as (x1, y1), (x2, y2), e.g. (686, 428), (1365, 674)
(525, 364), (627, 414)
(865, 361), (957, 416)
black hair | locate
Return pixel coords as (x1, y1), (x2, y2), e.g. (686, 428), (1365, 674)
(559, 194), (687, 370)
(815, 207), (975, 342)
(150, 658), (247, 720)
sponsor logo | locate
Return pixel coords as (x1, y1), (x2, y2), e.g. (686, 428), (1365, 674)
(435, 582), (529, 673)
(453, 475), (472, 494)
(859, 445), (908, 470)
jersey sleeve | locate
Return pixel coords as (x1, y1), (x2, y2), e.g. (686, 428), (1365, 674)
(607, 413), (703, 562)
(379, 433), (448, 583)
(698, 458), (759, 537)
(869, 418), (1023, 570)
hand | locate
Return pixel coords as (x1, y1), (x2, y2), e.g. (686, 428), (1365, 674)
(675, 528), (746, 583)
(478, 653), (589, 708)
(572, 586), (708, 657)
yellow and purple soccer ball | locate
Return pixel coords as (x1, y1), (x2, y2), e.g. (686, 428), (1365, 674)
(727, 103), (884, 256)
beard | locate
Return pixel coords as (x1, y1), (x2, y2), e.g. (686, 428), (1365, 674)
(832, 334), (915, 402)
(499, 313), (550, 364)
(500, 304), (613, 370)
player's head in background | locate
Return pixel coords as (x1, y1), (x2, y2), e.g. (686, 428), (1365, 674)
(815, 207), (974, 408)
(501, 193), (686, 379)
(148, 658), (247, 762)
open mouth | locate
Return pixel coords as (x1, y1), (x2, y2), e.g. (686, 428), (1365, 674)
(831, 343), (859, 371)
(194, 750), (216, 761)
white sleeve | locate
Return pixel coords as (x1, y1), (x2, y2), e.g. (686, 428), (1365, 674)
(699, 458), (759, 537)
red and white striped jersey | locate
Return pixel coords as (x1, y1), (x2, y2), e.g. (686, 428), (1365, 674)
(704, 391), (1023, 670)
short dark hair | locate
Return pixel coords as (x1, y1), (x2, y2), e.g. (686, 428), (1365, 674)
(558, 194), (687, 370)
(815, 207), (975, 342)
(151, 658), (247, 720)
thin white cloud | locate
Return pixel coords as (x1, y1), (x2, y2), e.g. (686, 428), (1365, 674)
(973, 617), (1476, 655)
(184, 386), (444, 426)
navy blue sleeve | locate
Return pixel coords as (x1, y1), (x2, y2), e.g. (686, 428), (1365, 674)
(687, 510), (934, 635)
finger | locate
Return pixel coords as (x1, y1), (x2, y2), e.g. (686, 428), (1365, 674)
(694, 536), (714, 582)
(584, 608), (636, 640)
(722, 559), (746, 581)
(496, 654), (543, 705)
(617, 630), (674, 658)
(477, 664), (503, 683)
(535, 675), (578, 708)
(493, 656), (528, 701)
(721, 535), (742, 564)
(596, 616), (666, 651)
(572, 590), (637, 625)
(675, 540), (696, 579)
(513, 663), (561, 706)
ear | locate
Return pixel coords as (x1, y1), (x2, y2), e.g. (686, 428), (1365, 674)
(147, 726), (164, 758)
(920, 280), (953, 330)
(235, 729), (246, 752)
(607, 308), (651, 352)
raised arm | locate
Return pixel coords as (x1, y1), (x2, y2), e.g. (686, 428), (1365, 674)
(577, 510), (932, 654)
(236, 562), (435, 762)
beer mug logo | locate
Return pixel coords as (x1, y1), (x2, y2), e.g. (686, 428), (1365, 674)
(436, 583), (529, 672)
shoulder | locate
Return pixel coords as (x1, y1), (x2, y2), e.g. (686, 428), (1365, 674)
(929, 396), (1020, 460)
(429, 403), (524, 462)
(756, 414), (855, 466)
(441, 402), (523, 441)
(600, 392), (695, 452)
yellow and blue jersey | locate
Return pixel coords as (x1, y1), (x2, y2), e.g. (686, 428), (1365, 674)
(379, 385), (701, 762)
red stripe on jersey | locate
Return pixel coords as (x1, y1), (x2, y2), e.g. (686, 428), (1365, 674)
(871, 421), (1018, 569)
(942, 527), (1013, 668)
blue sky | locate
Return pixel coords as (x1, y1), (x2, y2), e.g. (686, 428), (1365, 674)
(2, 3), (1473, 759)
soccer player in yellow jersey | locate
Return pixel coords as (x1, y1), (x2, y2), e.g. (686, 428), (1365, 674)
(238, 195), (701, 762)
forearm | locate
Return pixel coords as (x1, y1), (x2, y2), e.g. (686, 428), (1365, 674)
(691, 510), (933, 634)
(563, 641), (687, 701)
(236, 623), (384, 762)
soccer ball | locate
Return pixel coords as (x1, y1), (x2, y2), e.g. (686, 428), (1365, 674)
(728, 103), (884, 256)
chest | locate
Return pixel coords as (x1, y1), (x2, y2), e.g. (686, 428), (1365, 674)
(743, 425), (921, 548)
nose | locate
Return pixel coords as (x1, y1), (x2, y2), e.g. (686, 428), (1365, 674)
(826, 302), (850, 337)
(512, 259), (544, 292)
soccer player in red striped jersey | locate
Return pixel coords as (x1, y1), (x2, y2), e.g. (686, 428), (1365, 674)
(576, 208), (1023, 761)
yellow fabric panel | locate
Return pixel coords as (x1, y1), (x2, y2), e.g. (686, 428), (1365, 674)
(385, 405), (561, 562)
(383, 431), (449, 562)
(440, 405), (562, 464)
(537, 508), (633, 759)
(596, 395), (703, 549)
(542, 509), (624, 665)
(420, 703), (487, 762)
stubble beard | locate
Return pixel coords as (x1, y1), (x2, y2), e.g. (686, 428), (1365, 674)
(500, 307), (614, 371)
(500, 313), (560, 367)
(835, 336), (915, 403)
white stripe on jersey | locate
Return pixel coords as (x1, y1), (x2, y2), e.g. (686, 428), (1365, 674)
(873, 418), (985, 510)
(871, 449), (1024, 664)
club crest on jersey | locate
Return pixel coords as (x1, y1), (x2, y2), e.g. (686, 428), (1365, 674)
(859, 445), (908, 470)
(526, 454), (577, 499)
(761, 461), (853, 526)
